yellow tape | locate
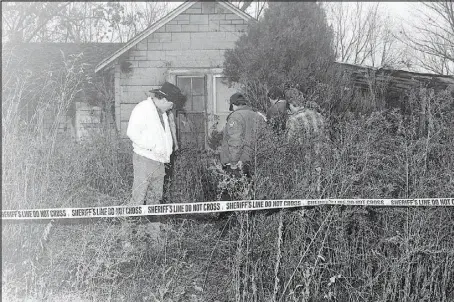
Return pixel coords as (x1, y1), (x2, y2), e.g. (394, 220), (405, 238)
(2, 198), (453, 221)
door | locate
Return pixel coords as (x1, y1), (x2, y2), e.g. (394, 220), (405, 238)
(176, 76), (207, 149)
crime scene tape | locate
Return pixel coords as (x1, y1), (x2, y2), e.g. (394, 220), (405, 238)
(2, 198), (454, 220)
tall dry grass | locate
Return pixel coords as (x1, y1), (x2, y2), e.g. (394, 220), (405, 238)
(205, 85), (454, 302)
(2, 51), (454, 301)
(2, 51), (135, 301)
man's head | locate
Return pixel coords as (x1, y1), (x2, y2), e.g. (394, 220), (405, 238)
(285, 88), (304, 104)
(150, 82), (182, 112)
(285, 88), (321, 113)
(152, 94), (174, 112)
(229, 92), (248, 111)
(284, 88), (303, 112)
(267, 86), (285, 102)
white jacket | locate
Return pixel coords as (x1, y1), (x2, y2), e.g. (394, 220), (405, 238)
(127, 97), (173, 163)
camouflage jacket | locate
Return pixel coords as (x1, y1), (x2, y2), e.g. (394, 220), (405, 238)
(220, 106), (266, 165)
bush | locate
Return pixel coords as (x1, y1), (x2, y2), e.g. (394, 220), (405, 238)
(215, 86), (454, 301)
(223, 2), (335, 112)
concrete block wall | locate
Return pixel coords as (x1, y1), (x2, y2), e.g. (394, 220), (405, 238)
(117, 1), (249, 137)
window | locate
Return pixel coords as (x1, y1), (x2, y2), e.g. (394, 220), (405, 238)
(177, 76), (205, 112)
(175, 76), (207, 149)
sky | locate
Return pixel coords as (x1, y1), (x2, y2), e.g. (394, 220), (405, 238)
(167, 2), (417, 21)
(376, 2), (422, 27)
(383, 2), (411, 18)
(168, 2), (418, 25)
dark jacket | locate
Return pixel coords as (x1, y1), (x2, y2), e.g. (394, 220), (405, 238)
(220, 106), (265, 165)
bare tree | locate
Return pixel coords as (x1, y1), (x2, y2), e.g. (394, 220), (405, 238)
(110, 2), (170, 42)
(323, 2), (407, 69)
(2, 2), (171, 44)
(229, 1), (267, 19)
(2, 2), (71, 43)
(399, 1), (454, 75)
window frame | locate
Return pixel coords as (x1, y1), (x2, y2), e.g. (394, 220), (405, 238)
(213, 74), (232, 115)
(176, 75), (206, 113)
(166, 68), (224, 147)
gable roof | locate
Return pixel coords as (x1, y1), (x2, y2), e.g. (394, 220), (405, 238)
(95, 0), (255, 73)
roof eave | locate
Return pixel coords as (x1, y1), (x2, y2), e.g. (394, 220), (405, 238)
(95, 1), (195, 73)
(216, 0), (255, 22)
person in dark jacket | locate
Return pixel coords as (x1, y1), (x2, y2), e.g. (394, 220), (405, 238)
(266, 86), (288, 134)
(220, 92), (265, 200)
(220, 92), (265, 175)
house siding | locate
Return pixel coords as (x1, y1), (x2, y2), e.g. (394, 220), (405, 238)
(116, 1), (247, 137)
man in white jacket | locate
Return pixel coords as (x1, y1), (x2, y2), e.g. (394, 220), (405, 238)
(127, 82), (181, 205)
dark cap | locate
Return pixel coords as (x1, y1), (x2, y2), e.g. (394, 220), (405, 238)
(230, 92), (248, 105)
(229, 92), (248, 111)
(150, 82), (182, 102)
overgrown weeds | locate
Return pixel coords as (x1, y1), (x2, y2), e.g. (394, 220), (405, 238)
(2, 55), (454, 301)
